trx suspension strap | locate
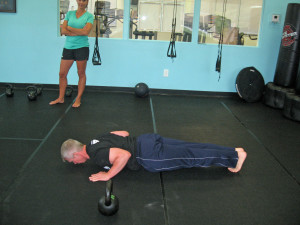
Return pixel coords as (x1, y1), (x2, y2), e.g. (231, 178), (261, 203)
(92, 0), (102, 65)
(167, 0), (177, 58)
(215, 0), (227, 79)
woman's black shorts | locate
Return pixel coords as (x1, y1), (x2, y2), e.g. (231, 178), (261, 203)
(62, 47), (89, 61)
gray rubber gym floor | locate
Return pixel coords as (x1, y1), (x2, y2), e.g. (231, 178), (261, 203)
(0, 88), (299, 225)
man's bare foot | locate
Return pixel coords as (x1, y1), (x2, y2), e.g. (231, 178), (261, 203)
(72, 100), (81, 108)
(228, 148), (247, 173)
(49, 98), (64, 105)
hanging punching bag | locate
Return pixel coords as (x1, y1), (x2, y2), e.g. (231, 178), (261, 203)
(274, 3), (300, 87)
(296, 60), (300, 94)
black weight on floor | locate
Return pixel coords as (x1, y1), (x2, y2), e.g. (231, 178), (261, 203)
(274, 3), (300, 87)
(263, 82), (295, 109)
(235, 67), (265, 103)
(283, 92), (300, 122)
(65, 86), (73, 97)
(36, 84), (43, 96)
(26, 86), (38, 101)
(135, 83), (149, 98)
(98, 180), (119, 216)
(5, 84), (14, 97)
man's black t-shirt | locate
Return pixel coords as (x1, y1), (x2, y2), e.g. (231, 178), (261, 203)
(86, 133), (140, 171)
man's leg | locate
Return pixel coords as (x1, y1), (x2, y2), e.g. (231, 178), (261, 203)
(160, 137), (246, 172)
(137, 134), (247, 173)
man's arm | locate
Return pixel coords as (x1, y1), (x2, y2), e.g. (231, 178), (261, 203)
(110, 131), (129, 137)
(67, 23), (93, 36)
(89, 148), (131, 182)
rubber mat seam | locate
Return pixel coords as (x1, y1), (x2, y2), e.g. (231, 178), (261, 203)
(149, 97), (157, 134)
(0, 137), (44, 141)
(150, 96), (170, 225)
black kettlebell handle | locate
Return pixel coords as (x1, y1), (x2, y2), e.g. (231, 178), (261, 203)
(26, 86), (37, 93)
(105, 180), (113, 206)
(6, 84), (13, 89)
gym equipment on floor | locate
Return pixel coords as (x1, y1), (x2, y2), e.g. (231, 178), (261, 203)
(135, 83), (149, 98)
(283, 92), (300, 122)
(36, 84), (43, 96)
(5, 84), (14, 97)
(98, 179), (119, 216)
(274, 3), (300, 87)
(26, 86), (38, 101)
(236, 67), (265, 103)
(65, 86), (73, 97)
(264, 82), (295, 109)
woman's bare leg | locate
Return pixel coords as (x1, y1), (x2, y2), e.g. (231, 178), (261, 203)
(72, 60), (87, 108)
(228, 148), (247, 173)
(50, 59), (74, 105)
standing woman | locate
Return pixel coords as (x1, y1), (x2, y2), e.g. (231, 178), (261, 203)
(50, 0), (93, 108)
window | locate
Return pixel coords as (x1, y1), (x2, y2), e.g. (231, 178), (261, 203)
(59, 0), (124, 38)
(198, 0), (263, 46)
(130, 0), (195, 42)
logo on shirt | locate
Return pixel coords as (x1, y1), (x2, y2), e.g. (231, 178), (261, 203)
(91, 139), (99, 145)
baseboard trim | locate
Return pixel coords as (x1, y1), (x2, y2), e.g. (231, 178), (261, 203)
(0, 83), (237, 98)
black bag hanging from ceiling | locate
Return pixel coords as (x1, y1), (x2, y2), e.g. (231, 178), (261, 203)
(274, 3), (300, 87)
(295, 59), (300, 94)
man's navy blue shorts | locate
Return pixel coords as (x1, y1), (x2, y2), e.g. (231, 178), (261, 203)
(62, 47), (89, 61)
(136, 134), (238, 172)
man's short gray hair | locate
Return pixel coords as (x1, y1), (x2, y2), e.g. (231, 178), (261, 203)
(61, 139), (84, 162)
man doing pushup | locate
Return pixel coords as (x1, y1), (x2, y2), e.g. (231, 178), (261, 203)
(61, 131), (247, 182)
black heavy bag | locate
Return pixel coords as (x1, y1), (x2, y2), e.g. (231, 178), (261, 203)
(296, 60), (300, 94)
(263, 82), (295, 109)
(274, 3), (300, 87)
(235, 67), (265, 103)
(283, 92), (300, 122)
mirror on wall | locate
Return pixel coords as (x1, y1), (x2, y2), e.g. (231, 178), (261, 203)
(198, 0), (263, 46)
(130, 0), (195, 42)
(59, 0), (124, 38)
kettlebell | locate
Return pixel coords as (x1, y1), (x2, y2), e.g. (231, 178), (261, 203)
(98, 179), (119, 216)
(36, 84), (43, 96)
(26, 86), (38, 101)
(5, 84), (14, 97)
(65, 86), (73, 97)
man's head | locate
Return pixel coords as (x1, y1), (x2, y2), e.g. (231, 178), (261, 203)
(61, 139), (87, 164)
